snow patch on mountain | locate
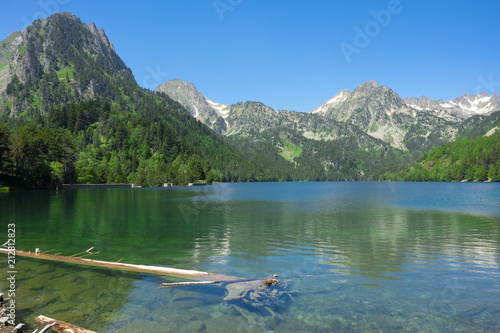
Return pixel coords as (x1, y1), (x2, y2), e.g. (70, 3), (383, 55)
(449, 93), (499, 115)
(206, 98), (231, 118)
(310, 89), (351, 114)
(404, 93), (500, 118)
(192, 104), (199, 118)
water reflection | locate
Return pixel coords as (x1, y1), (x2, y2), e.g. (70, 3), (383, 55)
(1, 183), (499, 332)
(191, 198), (500, 282)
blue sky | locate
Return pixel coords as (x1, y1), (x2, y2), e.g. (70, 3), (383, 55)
(1, 1), (499, 112)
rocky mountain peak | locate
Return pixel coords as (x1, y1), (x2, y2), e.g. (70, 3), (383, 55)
(0, 11), (133, 115)
(155, 79), (223, 123)
(87, 22), (98, 34)
(82, 23), (113, 54)
(155, 79), (202, 111)
(57, 11), (78, 19)
(85, 21), (114, 51)
(353, 80), (380, 94)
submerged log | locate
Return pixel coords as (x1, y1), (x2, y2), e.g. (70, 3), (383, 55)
(0, 248), (238, 281)
(161, 276), (279, 289)
(160, 280), (222, 288)
(35, 315), (96, 333)
(263, 278), (279, 286)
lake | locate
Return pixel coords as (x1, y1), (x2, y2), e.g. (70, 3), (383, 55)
(1, 182), (500, 332)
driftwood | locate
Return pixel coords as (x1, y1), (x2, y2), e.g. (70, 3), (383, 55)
(160, 280), (222, 288)
(35, 315), (96, 333)
(0, 248), (238, 281)
(38, 322), (55, 333)
(160, 276), (280, 289)
(78, 251), (100, 258)
(262, 278), (279, 286)
(13, 323), (24, 331)
(70, 247), (95, 257)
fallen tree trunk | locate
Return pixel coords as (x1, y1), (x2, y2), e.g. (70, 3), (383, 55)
(160, 280), (222, 288)
(35, 315), (96, 333)
(0, 248), (238, 281)
(38, 322), (55, 333)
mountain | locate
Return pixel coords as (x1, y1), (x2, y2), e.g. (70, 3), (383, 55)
(156, 79), (453, 156)
(0, 12), (310, 188)
(3, 12), (497, 187)
(156, 79), (414, 180)
(159, 78), (500, 165)
(155, 79), (223, 124)
(155, 79), (397, 147)
(2, 12), (408, 187)
(0, 12), (135, 119)
(404, 93), (500, 119)
(311, 83), (500, 153)
(155, 79), (236, 135)
(308, 81), (462, 152)
(158, 79), (466, 156)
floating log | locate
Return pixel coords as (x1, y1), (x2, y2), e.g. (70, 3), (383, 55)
(160, 280), (222, 288)
(0, 248), (238, 281)
(38, 322), (55, 333)
(79, 251), (100, 258)
(35, 315), (96, 333)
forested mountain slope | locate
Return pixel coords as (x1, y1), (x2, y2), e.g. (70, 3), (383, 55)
(2, 12), (498, 189)
(380, 133), (500, 182)
(0, 13), (291, 188)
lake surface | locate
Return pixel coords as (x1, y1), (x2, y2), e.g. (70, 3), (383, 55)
(1, 182), (500, 332)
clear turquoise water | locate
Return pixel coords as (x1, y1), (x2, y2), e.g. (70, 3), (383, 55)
(1, 182), (500, 332)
